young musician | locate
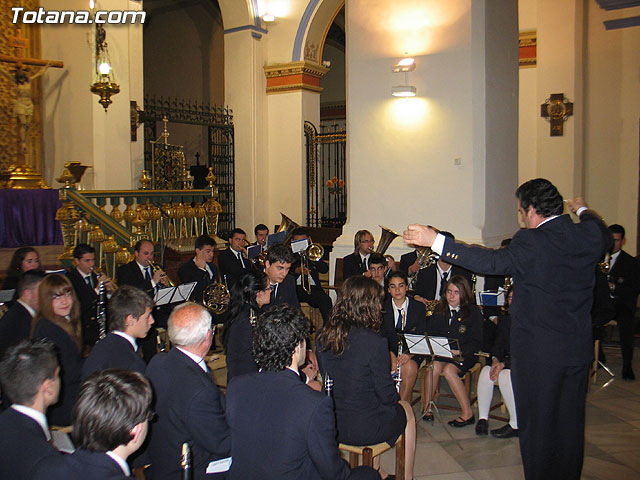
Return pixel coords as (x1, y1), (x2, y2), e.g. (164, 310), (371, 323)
(364, 253), (388, 288)
(381, 271), (427, 402)
(342, 230), (374, 280)
(178, 234), (220, 303)
(0, 339), (61, 480)
(218, 228), (253, 288)
(33, 369), (153, 480)
(0, 270), (43, 356)
(254, 224), (269, 247)
(81, 286), (154, 379)
(67, 243), (115, 347)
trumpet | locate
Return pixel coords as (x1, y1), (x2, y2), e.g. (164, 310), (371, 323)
(93, 265), (117, 290)
(150, 262), (175, 287)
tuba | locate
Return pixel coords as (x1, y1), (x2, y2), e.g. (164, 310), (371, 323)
(408, 247), (438, 290)
(374, 225), (400, 255)
(255, 213), (300, 268)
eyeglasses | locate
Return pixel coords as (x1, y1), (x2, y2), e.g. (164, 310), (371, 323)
(51, 291), (72, 300)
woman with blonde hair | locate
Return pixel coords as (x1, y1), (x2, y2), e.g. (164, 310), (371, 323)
(32, 274), (83, 426)
(317, 276), (415, 480)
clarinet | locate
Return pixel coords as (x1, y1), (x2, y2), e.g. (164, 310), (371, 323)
(96, 280), (107, 340)
(324, 373), (333, 397)
(393, 310), (406, 393)
(181, 442), (191, 480)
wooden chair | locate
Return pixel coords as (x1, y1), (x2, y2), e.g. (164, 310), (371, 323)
(339, 434), (405, 480)
(331, 257), (345, 291)
(300, 302), (323, 336)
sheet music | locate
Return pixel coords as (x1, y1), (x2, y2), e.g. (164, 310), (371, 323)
(429, 336), (454, 358)
(0, 289), (15, 302)
(153, 282), (196, 305)
(402, 334), (454, 358)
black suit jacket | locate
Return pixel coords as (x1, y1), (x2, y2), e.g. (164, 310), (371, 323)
(381, 296), (427, 353)
(268, 274), (300, 309)
(116, 261), (153, 296)
(317, 328), (400, 446)
(440, 211), (611, 366)
(225, 306), (258, 383)
(146, 348), (231, 480)
(0, 408), (60, 480)
(33, 449), (128, 480)
(399, 251), (417, 275)
(178, 259), (219, 303)
(81, 332), (146, 380)
(289, 255), (329, 286)
(227, 369), (374, 480)
(609, 250), (640, 313)
(0, 301), (32, 355)
(414, 263), (474, 300)
(342, 252), (367, 281)
(33, 318), (83, 426)
(66, 268), (100, 346)
(217, 248), (252, 288)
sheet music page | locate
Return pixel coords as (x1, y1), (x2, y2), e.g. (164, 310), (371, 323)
(429, 336), (453, 358)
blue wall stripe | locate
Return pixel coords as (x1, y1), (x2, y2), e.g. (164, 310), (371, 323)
(224, 24), (267, 35)
(292, 0), (320, 61)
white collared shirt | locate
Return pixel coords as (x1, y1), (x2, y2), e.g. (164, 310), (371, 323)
(435, 263), (453, 300)
(536, 215), (559, 228)
(17, 299), (36, 318)
(392, 297), (409, 328)
(176, 347), (208, 372)
(12, 404), (50, 441)
(609, 250), (621, 271)
(359, 252), (370, 270)
(448, 306), (460, 325)
(106, 451), (130, 476)
(112, 330), (138, 351)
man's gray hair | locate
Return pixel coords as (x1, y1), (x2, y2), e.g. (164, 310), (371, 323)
(168, 302), (212, 347)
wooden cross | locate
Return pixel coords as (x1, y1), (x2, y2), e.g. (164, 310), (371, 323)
(540, 93), (573, 137)
(0, 28), (64, 68)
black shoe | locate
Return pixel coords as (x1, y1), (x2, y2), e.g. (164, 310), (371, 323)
(491, 424), (519, 438)
(448, 415), (475, 428)
(475, 419), (488, 435)
(423, 411), (434, 422)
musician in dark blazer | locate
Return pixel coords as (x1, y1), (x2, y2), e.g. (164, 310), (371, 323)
(33, 369), (153, 480)
(0, 340), (61, 480)
(317, 276), (416, 479)
(404, 178), (612, 480)
(67, 243), (116, 347)
(81, 286), (153, 379)
(227, 304), (378, 480)
(342, 229), (374, 281)
(608, 224), (640, 380)
(399, 249), (417, 275)
(263, 243), (299, 309)
(289, 228), (332, 324)
(0, 270), (42, 357)
(381, 271), (427, 402)
(217, 228), (253, 288)
(146, 303), (231, 480)
(178, 234), (220, 304)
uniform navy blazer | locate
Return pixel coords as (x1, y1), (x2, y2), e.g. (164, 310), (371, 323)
(33, 318), (83, 426)
(33, 449), (129, 480)
(414, 263), (474, 300)
(146, 348), (231, 480)
(609, 249), (640, 313)
(0, 301), (32, 355)
(440, 211), (611, 366)
(268, 274), (300, 309)
(224, 306), (258, 383)
(0, 407), (60, 480)
(381, 296), (427, 354)
(81, 332), (146, 380)
(317, 328), (400, 446)
(399, 251), (417, 275)
(178, 259), (220, 303)
(116, 261), (153, 296)
(289, 255), (329, 286)
(66, 268), (100, 346)
(342, 252), (366, 281)
(226, 369), (377, 480)
(217, 248), (252, 288)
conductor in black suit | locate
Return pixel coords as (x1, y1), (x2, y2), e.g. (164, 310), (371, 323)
(67, 243), (116, 347)
(0, 339), (61, 479)
(342, 229), (374, 281)
(0, 270), (42, 357)
(146, 302), (231, 479)
(217, 228), (253, 288)
(81, 286), (153, 379)
(226, 304), (379, 480)
(178, 234), (220, 304)
(289, 227), (332, 324)
(404, 178), (612, 480)
(608, 224), (640, 380)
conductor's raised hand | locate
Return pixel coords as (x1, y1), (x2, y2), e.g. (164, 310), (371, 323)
(403, 224), (437, 248)
(566, 197), (587, 214)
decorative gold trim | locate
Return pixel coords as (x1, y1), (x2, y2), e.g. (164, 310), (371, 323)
(519, 30), (537, 69)
(264, 61), (329, 94)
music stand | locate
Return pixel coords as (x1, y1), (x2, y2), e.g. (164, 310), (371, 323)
(402, 333), (464, 448)
(154, 282), (197, 306)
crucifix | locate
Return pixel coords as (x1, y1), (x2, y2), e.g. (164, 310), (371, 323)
(0, 28), (63, 188)
(540, 93), (573, 137)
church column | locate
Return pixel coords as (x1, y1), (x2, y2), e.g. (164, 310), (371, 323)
(535, 0), (585, 197)
(263, 61), (328, 228)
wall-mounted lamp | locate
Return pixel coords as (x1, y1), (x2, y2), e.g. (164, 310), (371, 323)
(89, 1), (119, 111)
(262, 13), (276, 22)
(391, 52), (417, 97)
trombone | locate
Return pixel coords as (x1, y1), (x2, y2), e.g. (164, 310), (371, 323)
(300, 241), (324, 294)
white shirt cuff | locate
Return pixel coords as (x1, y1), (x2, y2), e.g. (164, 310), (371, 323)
(576, 206), (588, 216)
(431, 233), (446, 255)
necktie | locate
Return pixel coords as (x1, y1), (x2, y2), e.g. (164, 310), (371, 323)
(237, 251), (244, 269)
(363, 257), (367, 271)
(439, 271), (449, 298)
(396, 309), (404, 329)
(85, 275), (94, 289)
(144, 267), (151, 282)
(449, 308), (456, 325)
(270, 284), (278, 303)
